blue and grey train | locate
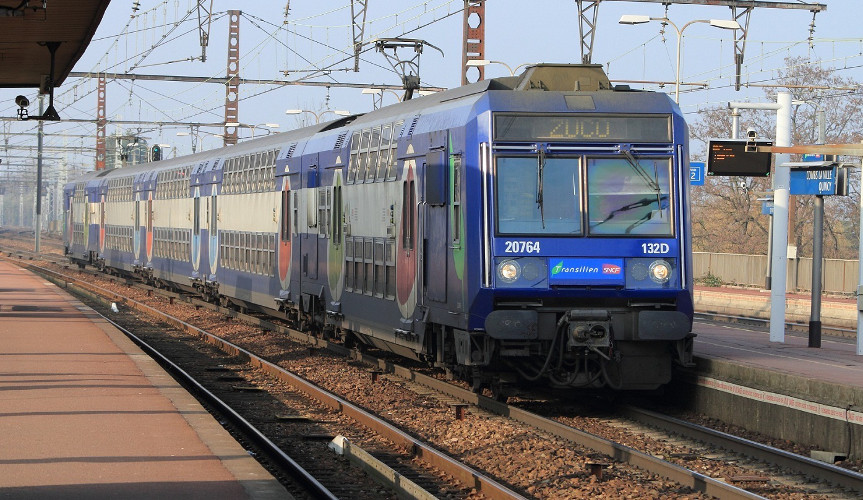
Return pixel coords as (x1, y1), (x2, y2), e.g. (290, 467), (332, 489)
(64, 64), (694, 394)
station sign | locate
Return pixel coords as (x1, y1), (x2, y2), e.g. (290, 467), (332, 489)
(789, 164), (848, 196)
(707, 139), (773, 177)
(689, 161), (705, 185)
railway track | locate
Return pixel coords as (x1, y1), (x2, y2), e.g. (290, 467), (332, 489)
(4, 243), (863, 498)
(3, 254), (524, 499)
(99, 312), (339, 500)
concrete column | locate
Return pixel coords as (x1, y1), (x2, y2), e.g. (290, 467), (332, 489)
(769, 92), (792, 343)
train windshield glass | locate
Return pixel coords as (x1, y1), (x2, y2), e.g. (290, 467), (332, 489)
(496, 156), (582, 235)
(586, 157), (673, 236)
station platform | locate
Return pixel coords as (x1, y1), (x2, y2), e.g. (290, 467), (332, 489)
(687, 290), (863, 458)
(0, 260), (289, 499)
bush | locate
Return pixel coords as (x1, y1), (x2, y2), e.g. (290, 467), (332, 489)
(698, 272), (723, 287)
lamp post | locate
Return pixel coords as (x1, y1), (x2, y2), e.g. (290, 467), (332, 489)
(465, 59), (534, 76)
(249, 123), (280, 139)
(285, 109), (350, 125)
(619, 15), (740, 103)
(177, 130), (223, 153)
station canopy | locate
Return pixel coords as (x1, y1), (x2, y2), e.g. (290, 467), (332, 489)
(0, 0), (110, 88)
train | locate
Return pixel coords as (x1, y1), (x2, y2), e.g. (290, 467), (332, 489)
(64, 64), (694, 397)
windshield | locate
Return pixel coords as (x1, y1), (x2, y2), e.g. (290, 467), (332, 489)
(496, 156), (581, 235)
(587, 157), (672, 236)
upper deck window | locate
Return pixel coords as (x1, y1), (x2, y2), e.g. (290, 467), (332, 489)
(494, 114), (671, 143)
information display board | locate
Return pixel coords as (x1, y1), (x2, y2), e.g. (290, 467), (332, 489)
(707, 139), (773, 177)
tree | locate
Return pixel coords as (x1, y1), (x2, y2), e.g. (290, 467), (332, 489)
(689, 56), (863, 259)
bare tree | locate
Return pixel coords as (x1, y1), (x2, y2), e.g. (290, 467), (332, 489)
(689, 56), (863, 259)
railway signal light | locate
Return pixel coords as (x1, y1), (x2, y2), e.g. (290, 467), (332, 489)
(151, 144), (162, 161)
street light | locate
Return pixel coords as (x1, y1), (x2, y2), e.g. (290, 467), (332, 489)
(285, 109), (350, 125)
(249, 123), (280, 138)
(465, 59), (534, 76)
(619, 15), (740, 103)
(177, 130), (223, 153)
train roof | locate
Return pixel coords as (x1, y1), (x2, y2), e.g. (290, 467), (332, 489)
(67, 64), (677, 187)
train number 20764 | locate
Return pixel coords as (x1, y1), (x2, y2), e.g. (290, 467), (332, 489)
(504, 240), (541, 254)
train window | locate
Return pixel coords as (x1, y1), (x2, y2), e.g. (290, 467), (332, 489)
(345, 237), (354, 290)
(408, 180), (415, 249)
(222, 231), (229, 269)
(386, 121), (402, 181)
(226, 161), (233, 194)
(318, 188), (328, 236)
(358, 129), (371, 183)
(348, 131), (361, 183)
(452, 155), (461, 245)
(366, 126), (381, 183)
(495, 156), (582, 236)
(385, 239), (396, 299)
(292, 191), (299, 235)
(256, 234), (263, 274)
(194, 197), (201, 235)
(280, 190), (290, 242)
(376, 124), (391, 181)
(331, 185), (341, 244)
(228, 232), (235, 269)
(354, 239), (364, 294)
(374, 240), (385, 297)
(245, 233), (251, 272)
(258, 234), (264, 274)
(587, 157), (673, 236)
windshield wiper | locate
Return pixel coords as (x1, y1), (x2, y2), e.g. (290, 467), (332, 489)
(618, 145), (662, 218)
(537, 150), (546, 229)
(594, 195), (668, 233)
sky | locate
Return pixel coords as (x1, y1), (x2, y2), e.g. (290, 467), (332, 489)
(1, 0), (860, 179)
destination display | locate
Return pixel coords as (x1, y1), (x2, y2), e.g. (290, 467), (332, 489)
(707, 139), (773, 177)
(494, 114), (671, 142)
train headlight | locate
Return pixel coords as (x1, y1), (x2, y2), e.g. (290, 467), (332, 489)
(649, 260), (671, 283)
(497, 260), (521, 283)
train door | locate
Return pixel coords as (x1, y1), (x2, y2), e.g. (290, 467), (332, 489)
(133, 194), (141, 263)
(192, 188), (201, 273)
(302, 154), (319, 281)
(396, 158), (418, 320)
(208, 188), (218, 276)
(145, 192), (153, 263)
(425, 150), (448, 303)
(278, 179), (292, 290)
(99, 195), (106, 253)
(66, 197), (72, 249)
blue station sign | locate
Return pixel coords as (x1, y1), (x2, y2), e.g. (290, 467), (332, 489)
(689, 161), (705, 186)
(789, 166), (838, 195)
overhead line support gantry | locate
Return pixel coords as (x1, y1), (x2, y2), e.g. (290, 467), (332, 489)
(575, 0), (826, 91)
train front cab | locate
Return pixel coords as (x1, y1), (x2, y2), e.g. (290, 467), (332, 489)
(472, 69), (694, 391)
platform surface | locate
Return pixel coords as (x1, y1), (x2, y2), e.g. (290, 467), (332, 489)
(0, 260), (289, 499)
(693, 319), (863, 390)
